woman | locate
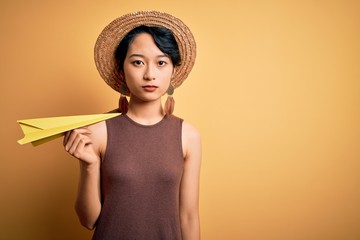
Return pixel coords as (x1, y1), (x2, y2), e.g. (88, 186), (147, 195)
(63, 11), (201, 240)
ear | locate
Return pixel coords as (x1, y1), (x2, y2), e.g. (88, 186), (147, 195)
(172, 67), (178, 79)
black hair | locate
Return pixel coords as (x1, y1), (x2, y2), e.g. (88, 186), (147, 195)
(115, 25), (181, 73)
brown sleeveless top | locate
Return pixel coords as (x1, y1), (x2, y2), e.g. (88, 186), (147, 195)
(92, 114), (184, 240)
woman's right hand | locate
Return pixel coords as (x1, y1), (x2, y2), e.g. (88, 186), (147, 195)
(63, 127), (100, 166)
(64, 125), (104, 229)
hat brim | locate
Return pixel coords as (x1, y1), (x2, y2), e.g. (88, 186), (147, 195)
(94, 11), (196, 93)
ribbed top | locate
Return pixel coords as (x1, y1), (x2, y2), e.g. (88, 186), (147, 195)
(92, 114), (184, 240)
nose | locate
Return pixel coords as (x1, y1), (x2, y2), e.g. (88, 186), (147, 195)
(143, 65), (156, 81)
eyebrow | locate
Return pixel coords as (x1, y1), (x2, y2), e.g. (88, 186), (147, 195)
(128, 53), (169, 58)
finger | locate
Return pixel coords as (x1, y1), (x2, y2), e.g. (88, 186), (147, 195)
(73, 137), (93, 160)
(73, 127), (91, 134)
(63, 130), (72, 146)
(68, 134), (92, 156)
(64, 128), (92, 151)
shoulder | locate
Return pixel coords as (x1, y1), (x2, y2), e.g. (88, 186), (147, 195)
(181, 120), (201, 159)
(182, 121), (200, 141)
(87, 120), (106, 135)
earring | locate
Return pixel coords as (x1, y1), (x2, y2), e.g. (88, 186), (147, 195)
(119, 84), (129, 114)
(165, 85), (175, 115)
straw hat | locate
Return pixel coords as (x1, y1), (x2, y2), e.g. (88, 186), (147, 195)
(94, 10), (196, 93)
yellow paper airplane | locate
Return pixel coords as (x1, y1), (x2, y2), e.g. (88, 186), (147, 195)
(17, 113), (121, 146)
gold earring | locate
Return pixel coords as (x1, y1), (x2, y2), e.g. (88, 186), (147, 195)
(165, 85), (175, 115)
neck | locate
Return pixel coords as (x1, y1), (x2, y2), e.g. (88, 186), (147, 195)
(126, 98), (165, 125)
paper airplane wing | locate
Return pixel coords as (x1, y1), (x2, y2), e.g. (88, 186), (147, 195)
(17, 113), (121, 146)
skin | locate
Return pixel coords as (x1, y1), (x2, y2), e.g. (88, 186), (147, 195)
(64, 33), (201, 240)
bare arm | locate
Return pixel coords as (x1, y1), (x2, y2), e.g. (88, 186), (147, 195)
(63, 121), (106, 229)
(180, 121), (202, 240)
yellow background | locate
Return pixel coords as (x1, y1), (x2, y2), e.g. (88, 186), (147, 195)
(1, 0), (360, 239)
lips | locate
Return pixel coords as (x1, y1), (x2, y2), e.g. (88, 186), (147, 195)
(142, 85), (158, 92)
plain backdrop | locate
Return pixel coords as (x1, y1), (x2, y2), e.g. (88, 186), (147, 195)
(1, 0), (360, 239)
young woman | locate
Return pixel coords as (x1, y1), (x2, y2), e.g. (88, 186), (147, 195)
(63, 11), (201, 240)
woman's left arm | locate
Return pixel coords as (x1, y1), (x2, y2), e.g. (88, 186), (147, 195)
(180, 121), (202, 240)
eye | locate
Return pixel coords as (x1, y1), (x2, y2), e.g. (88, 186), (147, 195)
(132, 60), (144, 66)
(158, 61), (167, 66)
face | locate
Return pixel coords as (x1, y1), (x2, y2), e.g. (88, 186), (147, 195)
(122, 33), (174, 103)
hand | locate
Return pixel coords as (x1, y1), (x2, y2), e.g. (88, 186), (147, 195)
(63, 127), (100, 166)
